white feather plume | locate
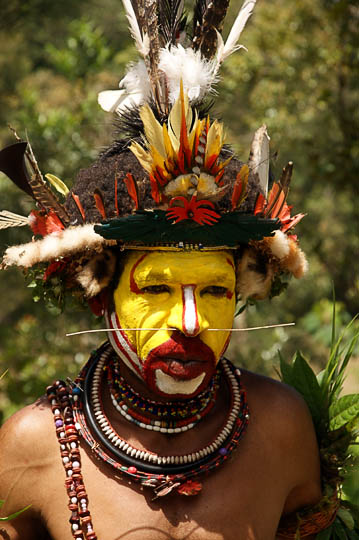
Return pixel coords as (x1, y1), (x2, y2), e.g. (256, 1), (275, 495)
(122, 0), (150, 57)
(0, 211), (29, 230)
(217, 0), (257, 64)
(98, 61), (150, 114)
(98, 47), (219, 115)
(248, 125), (270, 197)
(159, 45), (217, 103)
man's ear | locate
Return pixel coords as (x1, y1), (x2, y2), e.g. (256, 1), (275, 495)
(76, 249), (117, 298)
(236, 247), (274, 302)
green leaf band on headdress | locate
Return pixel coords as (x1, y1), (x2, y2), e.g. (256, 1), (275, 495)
(94, 211), (280, 247)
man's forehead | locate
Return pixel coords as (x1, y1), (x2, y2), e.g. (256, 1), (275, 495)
(124, 249), (235, 282)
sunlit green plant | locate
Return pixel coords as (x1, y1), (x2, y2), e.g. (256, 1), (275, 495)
(280, 304), (359, 539)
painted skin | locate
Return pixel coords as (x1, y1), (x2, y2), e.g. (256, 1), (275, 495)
(108, 250), (236, 398)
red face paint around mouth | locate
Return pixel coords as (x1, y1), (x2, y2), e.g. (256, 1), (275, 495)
(144, 332), (217, 395)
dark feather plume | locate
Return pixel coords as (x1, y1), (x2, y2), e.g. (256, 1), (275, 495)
(0, 141), (71, 225)
(25, 142), (71, 225)
(0, 142), (34, 198)
(192, 0), (230, 59)
(158, 0), (186, 46)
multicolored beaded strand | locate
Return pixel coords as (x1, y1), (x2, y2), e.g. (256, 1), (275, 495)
(107, 360), (219, 424)
(47, 380), (97, 540)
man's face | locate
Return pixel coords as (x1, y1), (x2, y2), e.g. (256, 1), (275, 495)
(108, 250), (236, 398)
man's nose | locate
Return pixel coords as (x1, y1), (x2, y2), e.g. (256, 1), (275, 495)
(167, 285), (208, 337)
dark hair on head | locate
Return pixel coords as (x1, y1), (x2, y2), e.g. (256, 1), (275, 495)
(65, 147), (262, 225)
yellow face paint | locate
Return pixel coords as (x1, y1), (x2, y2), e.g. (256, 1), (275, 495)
(109, 250), (236, 397)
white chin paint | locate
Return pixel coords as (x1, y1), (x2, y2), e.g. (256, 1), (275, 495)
(155, 370), (205, 395)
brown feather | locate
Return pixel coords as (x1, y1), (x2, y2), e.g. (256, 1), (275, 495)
(192, 0), (230, 59)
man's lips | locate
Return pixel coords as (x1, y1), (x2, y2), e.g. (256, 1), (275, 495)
(143, 331), (217, 391)
(151, 357), (206, 380)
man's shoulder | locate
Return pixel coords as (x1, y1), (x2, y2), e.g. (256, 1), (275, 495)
(240, 368), (320, 459)
(0, 396), (54, 465)
(240, 368), (322, 512)
(0, 398), (54, 538)
(241, 368), (314, 428)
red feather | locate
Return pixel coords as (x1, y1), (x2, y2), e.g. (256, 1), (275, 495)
(71, 193), (86, 221)
(93, 189), (107, 219)
(115, 176), (119, 216)
(123, 173), (139, 210)
(254, 193), (266, 215)
(150, 174), (161, 204)
(29, 210), (64, 236)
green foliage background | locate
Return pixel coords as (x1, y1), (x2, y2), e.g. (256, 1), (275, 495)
(0, 0), (358, 502)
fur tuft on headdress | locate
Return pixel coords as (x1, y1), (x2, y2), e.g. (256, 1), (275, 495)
(1, 225), (114, 269)
(76, 250), (117, 298)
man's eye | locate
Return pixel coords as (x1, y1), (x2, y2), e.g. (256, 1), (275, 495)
(141, 285), (170, 294)
(201, 286), (228, 297)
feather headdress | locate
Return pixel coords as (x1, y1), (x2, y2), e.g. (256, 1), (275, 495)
(0, 0), (307, 306)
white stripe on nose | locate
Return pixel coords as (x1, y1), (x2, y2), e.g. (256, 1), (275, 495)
(182, 285), (199, 336)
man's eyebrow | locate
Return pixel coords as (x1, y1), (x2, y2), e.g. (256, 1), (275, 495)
(136, 271), (234, 284)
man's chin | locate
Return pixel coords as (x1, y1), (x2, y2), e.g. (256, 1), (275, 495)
(152, 369), (207, 398)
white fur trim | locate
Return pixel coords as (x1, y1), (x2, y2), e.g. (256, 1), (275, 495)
(2, 224), (114, 268)
(268, 230), (290, 260)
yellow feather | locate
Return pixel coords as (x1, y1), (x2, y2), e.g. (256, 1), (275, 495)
(140, 105), (166, 158)
(162, 123), (175, 163)
(188, 112), (201, 151)
(149, 144), (166, 174)
(129, 141), (152, 174)
(168, 83), (192, 151)
(205, 120), (224, 163)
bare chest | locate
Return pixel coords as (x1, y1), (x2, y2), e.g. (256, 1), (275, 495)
(42, 439), (286, 540)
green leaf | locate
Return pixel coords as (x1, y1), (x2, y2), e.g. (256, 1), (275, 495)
(45, 173), (69, 196)
(337, 507), (355, 530)
(316, 526), (333, 540)
(321, 317), (359, 401)
(0, 369), (8, 381)
(331, 287), (336, 351)
(333, 518), (351, 539)
(329, 394), (359, 431)
(291, 351), (325, 431)
(331, 332), (359, 401)
(0, 504), (32, 521)
(278, 351), (293, 386)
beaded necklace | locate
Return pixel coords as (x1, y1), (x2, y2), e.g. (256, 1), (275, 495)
(106, 358), (220, 432)
(48, 342), (250, 538)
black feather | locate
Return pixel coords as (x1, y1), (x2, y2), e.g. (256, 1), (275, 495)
(158, 0), (186, 45)
(0, 142), (34, 198)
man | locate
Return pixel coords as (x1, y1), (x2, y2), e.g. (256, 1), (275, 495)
(0, 248), (321, 539)
(0, 1), (327, 538)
